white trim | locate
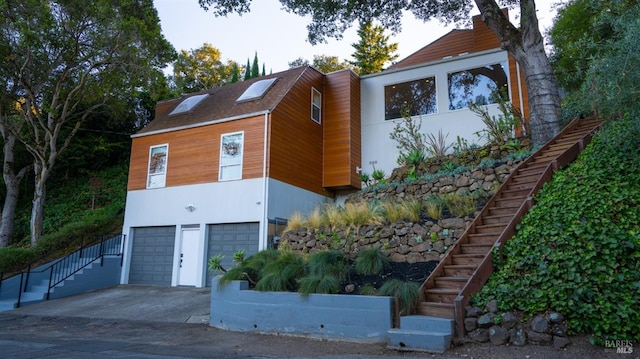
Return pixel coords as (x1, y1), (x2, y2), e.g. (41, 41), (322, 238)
(146, 143), (169, 189)
(260, 113), (269, 250)
(131, 110), (270, 138)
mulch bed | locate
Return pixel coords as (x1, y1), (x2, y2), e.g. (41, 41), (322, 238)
(341, 260), (438, 294)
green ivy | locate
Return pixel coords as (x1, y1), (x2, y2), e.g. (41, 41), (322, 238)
(473, 116), (640, 341)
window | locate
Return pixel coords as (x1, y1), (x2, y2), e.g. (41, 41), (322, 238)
(384, 77), (437, 120)
(311, 88), (321, 124)
(219, 132), (244, 181)
(147, 144), (168, 188)
(448, 62), (509, 110)
(236, 78), (277, 103)
(169, 94), (208, 116)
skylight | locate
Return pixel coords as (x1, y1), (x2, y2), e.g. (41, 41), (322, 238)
(169, 94), (209, 116)
(236, 78), (277, 103)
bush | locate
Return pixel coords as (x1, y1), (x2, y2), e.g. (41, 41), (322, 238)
(473, 116), (640, 341)
(354, 248), (389, 276)
(378, 279), (421, 315)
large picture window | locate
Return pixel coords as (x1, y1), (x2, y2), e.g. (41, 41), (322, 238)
(448, 62), (509, 110)
(147, 144), (168, 188)
(384, 77), (437, 120)
(219, 131), (244, 181)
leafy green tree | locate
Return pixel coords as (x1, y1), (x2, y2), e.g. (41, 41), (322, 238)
(349, 21), (398, 75)
(312, 54), (352, 73)
(172, 43), (238, 93)
(0, 0), (175, 246)
(198, 0), (563, 146)
(549, 0), (640, 118)
(288, 57), (310, 68)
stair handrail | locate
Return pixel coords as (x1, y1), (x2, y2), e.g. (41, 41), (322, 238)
(14, 233), (125, 308)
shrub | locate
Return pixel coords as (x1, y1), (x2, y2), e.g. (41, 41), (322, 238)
(255, 250), (306, 292)
(442, 192), (478, 218)
(378, 279), (421, 315)
(359, 284), (378, 295)
(425, 129), (453, 158)
(305, 207), (325, 230)
(354, 248), (389, 276)
(284, 211), (304, 231)
(298, 274), (341, 295)
(342, 202), (383, 233)
(424, 195), (444, 220)
(389, 111), (427, 163)
(305, 250), (348, 281)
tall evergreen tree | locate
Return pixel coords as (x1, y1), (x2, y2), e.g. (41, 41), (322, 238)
(262, 64), (266, 77)
(244, 59), (251, 80)
(251, 52), (260, 78)
(349, 21), (398, 75)
(231, 63), (240, 83)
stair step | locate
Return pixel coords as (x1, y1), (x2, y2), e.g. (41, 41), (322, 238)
(500, 187), (531, 197)
(424, 287), (459, 302)
(387, 328), (453, 353)
(417, 302), (455, 318)
(481, 214), (512, 225)
(487, 205), (519, 216)
(460, 243), (493, 254)
(474, 223), (506, 234)
(434, 276), (469, 289)
(451, 254), (485, 265)
(443, 264), (477, 277)
(400, 315), (454, 333)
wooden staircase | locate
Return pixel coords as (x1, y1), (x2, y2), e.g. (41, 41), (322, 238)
(417, 117), (603, 338)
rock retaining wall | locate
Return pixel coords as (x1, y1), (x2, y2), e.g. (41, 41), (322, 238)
(282, 160), (523, 262)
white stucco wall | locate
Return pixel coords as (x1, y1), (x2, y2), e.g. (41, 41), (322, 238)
(360, 49), (512, 177)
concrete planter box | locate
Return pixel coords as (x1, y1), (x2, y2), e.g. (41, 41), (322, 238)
(210, 277), (394, 342)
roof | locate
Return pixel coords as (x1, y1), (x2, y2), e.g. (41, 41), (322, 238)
(135, 66), (311, 137)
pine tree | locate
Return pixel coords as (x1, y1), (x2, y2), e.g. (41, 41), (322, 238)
(231, 63), (239, 83)
(262, 63), (266, 76)
(349, 21), (398, 75)
(244, 58), (251, 80)
(251, 52), (259, 78)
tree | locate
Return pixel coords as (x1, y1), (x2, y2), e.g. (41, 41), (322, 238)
(251, 52), (260, 78)
(231, 63), (240, 83)
(350, 21), (399, 75)
(0, 0), (175, 245)
(549, 0), (640, 118)
(244, 59), (251, 80)
(312, 55), (352, 73)
(288, 57), (310, 68)
(172, 43), (238, 93)
(198, 0), (563, 145)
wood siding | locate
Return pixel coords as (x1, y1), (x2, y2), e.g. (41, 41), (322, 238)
(128, 116), (265, 191)
(268, 69), (328, 196)
(388, 30), (474, 69)
(323, 70), (362, 190)
(507, 56), (530, 136)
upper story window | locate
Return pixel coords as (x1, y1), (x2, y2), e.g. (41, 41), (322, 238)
(219, 131), (244, 181)
(147, 144), (168, 188)
(448, 62), (509, 110)
(169, 94), (208, 116)
(384, 76), (437, 120)
(311, 88), (322, 124)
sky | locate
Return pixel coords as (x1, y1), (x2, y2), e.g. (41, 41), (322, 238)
(153, 0), (567, 74)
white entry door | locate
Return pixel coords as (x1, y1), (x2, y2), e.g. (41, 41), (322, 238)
(178, 228), (200, 286)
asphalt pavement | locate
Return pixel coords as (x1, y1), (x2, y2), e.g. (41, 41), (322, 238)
(0, 285), (441, 359)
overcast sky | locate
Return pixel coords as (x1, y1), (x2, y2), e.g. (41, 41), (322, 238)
(153, 0), (566, 74)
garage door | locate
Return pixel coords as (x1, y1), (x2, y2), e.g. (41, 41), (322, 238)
(206, 222), (259, 286)
(129, 226), (176, 285)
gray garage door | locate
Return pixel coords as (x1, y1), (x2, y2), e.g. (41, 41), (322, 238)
(206, 222), (259, 286)
(129, 226), (176, 285)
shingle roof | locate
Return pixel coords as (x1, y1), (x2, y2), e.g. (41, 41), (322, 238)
(135, 66), (310, 136)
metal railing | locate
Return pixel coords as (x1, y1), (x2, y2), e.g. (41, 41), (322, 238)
(10, 233), (125, 308)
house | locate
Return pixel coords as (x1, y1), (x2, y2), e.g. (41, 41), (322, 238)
(120, 12), (528, 288)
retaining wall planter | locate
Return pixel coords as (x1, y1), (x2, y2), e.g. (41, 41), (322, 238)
(210, 277), (394, 342)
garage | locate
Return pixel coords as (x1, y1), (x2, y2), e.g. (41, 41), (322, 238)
(206, 222), (259, 286)
(129, 226), (176, 285)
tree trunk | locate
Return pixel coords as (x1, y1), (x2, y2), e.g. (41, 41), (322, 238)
(475, 0), (562, 145)
(0, 122), (31, 248)
(30, 166), (48, 246)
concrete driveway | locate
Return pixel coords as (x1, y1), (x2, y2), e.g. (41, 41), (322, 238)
(9, 285), (211, 324)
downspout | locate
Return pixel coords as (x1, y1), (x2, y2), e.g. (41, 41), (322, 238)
(260, 112), (269, 250)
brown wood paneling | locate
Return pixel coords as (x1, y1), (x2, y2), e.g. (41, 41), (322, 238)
(472, 14), (501, 52)
(128, 116), (265, 191)
(323, 70), (361, 190)
(268, 68), (328, 196)
(389, 30), (474, 70)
